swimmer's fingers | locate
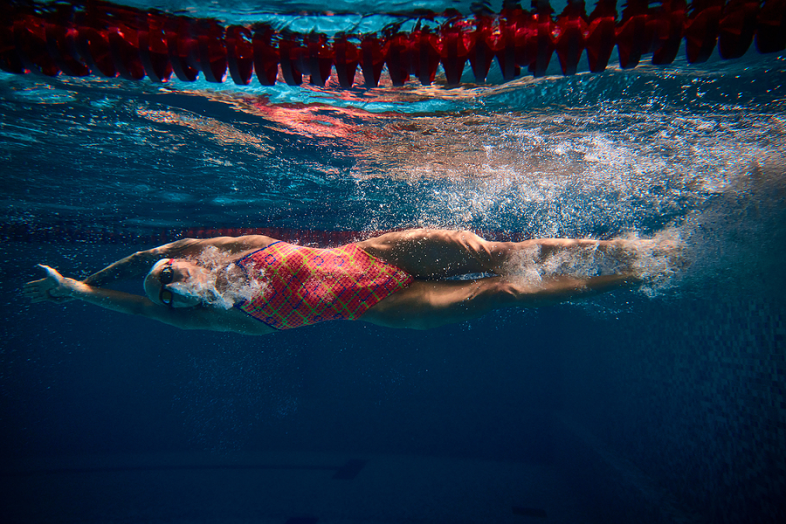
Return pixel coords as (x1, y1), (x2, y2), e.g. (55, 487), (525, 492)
(22, 278), (55, 303)
(23, 265), (73, 303)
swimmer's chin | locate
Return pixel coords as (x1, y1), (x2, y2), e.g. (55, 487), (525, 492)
(179, 295), (238, 310)
(172, 300), (201, 309)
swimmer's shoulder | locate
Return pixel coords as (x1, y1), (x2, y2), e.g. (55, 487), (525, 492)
(212, 235), (279, 251)
(185, 235), (280, 258)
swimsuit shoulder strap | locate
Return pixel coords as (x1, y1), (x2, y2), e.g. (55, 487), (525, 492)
(235, 240), (284, 265)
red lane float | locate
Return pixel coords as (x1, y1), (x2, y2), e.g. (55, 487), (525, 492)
(333, 35), (359, 88)
(586, 0), (618, 72)
(1, 0), (783, 89)
(138, 13), (172, 82)
(755, 0), (786, 53)
(652, 0), (687, 65)
(226, 25), (253, 85)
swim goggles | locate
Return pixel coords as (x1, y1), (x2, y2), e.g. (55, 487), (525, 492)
(159, 262), (175, 307)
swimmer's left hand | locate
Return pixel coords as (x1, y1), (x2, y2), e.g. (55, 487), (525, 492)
(23, 265), (75, 304)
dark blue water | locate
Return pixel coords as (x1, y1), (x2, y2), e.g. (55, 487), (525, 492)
(1, 1), (785, 523)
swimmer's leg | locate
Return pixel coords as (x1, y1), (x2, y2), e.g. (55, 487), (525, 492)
(362, 274), (635, 330)
(357, 229), (631, 279)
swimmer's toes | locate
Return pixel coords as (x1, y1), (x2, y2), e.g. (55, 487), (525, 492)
(666, 247), (690, 272)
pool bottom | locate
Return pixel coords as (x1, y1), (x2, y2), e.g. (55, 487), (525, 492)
(1, 450), (586, 524)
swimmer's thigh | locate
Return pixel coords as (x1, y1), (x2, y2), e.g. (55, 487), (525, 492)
(358, 229), (510, 278)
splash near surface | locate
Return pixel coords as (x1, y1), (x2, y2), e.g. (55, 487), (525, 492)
(1, 61), (783, 235)
(498, 228), (687, 297)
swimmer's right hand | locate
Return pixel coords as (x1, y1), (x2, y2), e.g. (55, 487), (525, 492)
(22, 265), (76, 304)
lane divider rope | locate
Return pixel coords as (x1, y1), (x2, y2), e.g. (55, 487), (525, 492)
(1, 0), (783, 89)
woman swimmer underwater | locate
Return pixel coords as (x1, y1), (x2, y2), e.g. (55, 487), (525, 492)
(23, 229), (680, 334)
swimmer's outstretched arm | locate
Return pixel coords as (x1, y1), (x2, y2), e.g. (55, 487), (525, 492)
(24, 265), (226, 331)
(83, 235), (278, 287)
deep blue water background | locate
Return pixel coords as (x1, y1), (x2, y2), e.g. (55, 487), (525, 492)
(1, 1), (786, 523)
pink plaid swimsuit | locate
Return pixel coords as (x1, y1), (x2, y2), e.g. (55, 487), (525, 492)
(235, 241), (413, 330)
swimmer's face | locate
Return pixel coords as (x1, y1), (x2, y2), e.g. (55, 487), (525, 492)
(145, 259), (205, 308)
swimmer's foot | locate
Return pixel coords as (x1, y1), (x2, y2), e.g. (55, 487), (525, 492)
(628, 230), (687, 283)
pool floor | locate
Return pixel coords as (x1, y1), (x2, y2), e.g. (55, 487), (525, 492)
(1, 451), (587, 523)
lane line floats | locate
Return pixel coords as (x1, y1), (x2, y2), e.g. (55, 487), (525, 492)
(1, 0), (783, 88)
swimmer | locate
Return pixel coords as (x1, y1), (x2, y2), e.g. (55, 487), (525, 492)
(22, 229), (675, 334)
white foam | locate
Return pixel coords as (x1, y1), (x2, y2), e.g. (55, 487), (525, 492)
(500, 231), (686, 295)
(172, 246), (269, 309)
